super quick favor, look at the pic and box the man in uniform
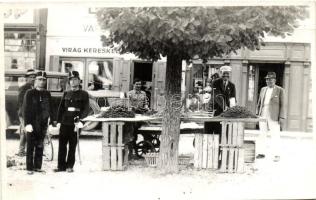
[54,71,90,173]
[256,72,285,162]
[23,71,56,175]
[16,69,36,157]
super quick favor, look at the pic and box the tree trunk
[157,54,182,173]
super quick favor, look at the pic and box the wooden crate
[179,155,193,165]
[102,122,127,170]
[219,122,245,173]
[102,145,127,170]
[194,134,219,169]
[244,141,255,163]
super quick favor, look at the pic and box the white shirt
[264,87,274,106]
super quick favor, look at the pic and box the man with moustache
[54,71,90,173]
[23,71,56,175]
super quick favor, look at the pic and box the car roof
[5,69,68,78]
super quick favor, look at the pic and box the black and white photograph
[0,1,315,200]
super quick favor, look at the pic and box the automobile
[5,69,123,133]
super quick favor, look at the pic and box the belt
[67,107,80,112]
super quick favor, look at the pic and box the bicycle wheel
[44,136,54,161]
[136,141,156,158]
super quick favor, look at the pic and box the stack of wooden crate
[102,122,127,170]
[219,121,245,173]
[194,134,220,169]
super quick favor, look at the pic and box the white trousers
[257,105,281,157]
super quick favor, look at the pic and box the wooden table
[84,115,266,172]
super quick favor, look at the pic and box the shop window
[248,65,255,101]
[4,31,38,69]
[87,60,113,91]
[61,61,85,78]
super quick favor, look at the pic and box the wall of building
[191,42,311,132]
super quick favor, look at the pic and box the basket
[143,153,193,167]
[143,153,159,167]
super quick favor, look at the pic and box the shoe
[27,171,34,175]
[53,168,66,172]
[34,169,46,173]
[66,168,74,173]
[273,156,280,162]
[256,154,265,159]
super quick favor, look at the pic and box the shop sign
[61,47,119,54]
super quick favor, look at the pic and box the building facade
[43,8,313,132]
[4,8,47,70]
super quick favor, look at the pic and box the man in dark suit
[256,72,285,162]
[16,69,36,157]
[54,71,90,173]
[212,66,236,116]
[204,66,236,134]
[23,71,56,174]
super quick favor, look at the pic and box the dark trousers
[57,124,77,170]
[26,133,44,171]
[204,122,222,135]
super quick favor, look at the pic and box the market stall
[83,102,266,173]
[84,114,160,171]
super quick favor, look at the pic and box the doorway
[246,62,285,129]
[257,63,284,95]
[132,61,153,107]
[133,62,153,82]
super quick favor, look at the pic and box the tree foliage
[96,6,308,61]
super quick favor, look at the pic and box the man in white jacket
[256,72,285,162]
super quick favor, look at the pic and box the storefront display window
[248,65,255,101]
[4,32,38,69]
[87,60,113,91]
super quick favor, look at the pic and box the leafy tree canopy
[96,6,308,62]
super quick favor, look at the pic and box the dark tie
[224,81,227,90]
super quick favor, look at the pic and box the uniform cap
[25,69,36,77]
[68,71,80,80]
[35,71,47,79]
[219,65,232,73]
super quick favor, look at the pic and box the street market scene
[2,4,316,200]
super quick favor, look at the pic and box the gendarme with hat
[265,72,276,79]
[68,71,80,80]
[25,69,36,77]
[35,71,47,79]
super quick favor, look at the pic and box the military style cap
[265,72,276,79]
[68,71,80,80]
[35,71,47,79]
[219,65,232,73]
[25,69,36,77]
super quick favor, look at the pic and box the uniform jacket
[212,78,236,116]
[256,85,285,121]
[17,82,33,117]
[57,89,90,125]
[23,88,54,136]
